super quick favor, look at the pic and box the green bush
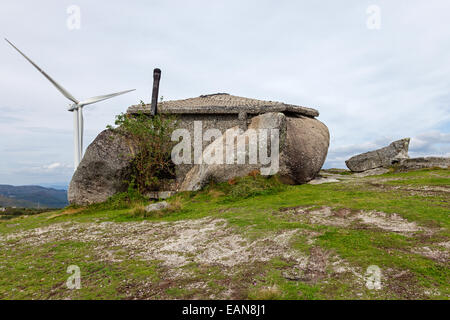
[107,102,177,193]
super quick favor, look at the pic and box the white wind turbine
[5,38,135,170]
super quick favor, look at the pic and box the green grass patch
[1,168,448,299]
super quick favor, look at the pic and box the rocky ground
[0,168,448,299]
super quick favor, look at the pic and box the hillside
[0,185,68,208]
[0,168,448,300]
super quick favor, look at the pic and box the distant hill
[0,185,68,208]
[38,183,68,190]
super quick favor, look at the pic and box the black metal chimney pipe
[151,68,161,116]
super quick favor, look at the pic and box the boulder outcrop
[396,157,450,171]
[345,138,410,172]
[68,130,137,205]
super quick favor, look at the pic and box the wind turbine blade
[79,89,135,106]
[5,38,79,104]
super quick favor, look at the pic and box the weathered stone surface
[308,176,340,185]
[144,191,177,200]
[396,157,450,171]
[145,201,169,212]
[353,167,390,177]
[128,93,320,117]
[179,112,330,191]
[345,138,410,172]
[171,113,245,183]
[68,130,136,205]
[282,114,330,184]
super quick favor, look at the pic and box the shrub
[107,101,177,193]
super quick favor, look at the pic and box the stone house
[69,93,330,204]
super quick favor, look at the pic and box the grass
[0,240,161,299]
[0,168,448,300]
[0,207,49,220]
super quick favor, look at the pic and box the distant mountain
[37,183,69,191]
[0,185,68,208]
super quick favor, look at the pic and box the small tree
[108,101,177,193]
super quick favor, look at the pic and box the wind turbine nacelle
[68,104,79,111]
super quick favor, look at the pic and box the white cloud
[42,162,72,170]
[409,132,450,157]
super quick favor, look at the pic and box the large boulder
[68,129,137,205]
[396,157,450,171]
[283,114,330,184]
[345,138,410,172]
[180,112,329,191]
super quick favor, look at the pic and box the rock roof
[127,93,319,117]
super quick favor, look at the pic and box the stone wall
[172,113,243,183]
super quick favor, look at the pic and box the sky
[0,0,449,187]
